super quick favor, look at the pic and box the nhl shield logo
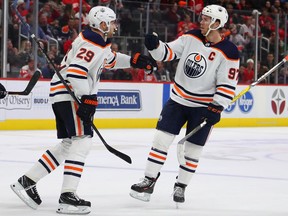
[183,53,207,78]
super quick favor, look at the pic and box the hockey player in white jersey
[10,6,156,215]
[130,5,240,204]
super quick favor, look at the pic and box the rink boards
[0,79,287,129]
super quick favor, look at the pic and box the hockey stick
[178,120,207,145]
[177,54,288,164]
[232,55,288,103]
[0,70,41,97]
[177,120,207,165]
[11,2,132,164]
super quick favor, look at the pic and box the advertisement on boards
[0,80,287,128]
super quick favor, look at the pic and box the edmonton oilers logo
[271,89,286,115]
[238,91,253,113]
[183,53,207,78]
[224,102,236,113]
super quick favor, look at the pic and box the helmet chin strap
[98,24,110,41]
[95,21,117,42]
[204,21,221,37]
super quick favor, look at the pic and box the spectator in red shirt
[259,8,274,28]
[19,57,43,79]
[62,0,91,14]
[187,0,204,15]
[63,28,78,54]
[241,58,254,84]
[38,2,61,25]
[177,13,198,37]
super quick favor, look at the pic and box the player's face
[199,14,211,35]
[107,20,118,38]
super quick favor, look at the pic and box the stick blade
[7,71,41,96]
[107,145,132,164]
[22,70,41,95]
[92,124,132,164]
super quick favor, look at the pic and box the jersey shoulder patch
[214,39,239,60]
[81,28,110,47]
[184,29,204,40]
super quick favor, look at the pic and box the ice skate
[56,192,91,215]
[173,182,186,208]
[130,173,160,202]
[10,175,42,210]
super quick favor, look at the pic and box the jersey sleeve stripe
[217,87,235,97]
[162,45,168,61]
[167,45,174,61]
[215,92,233,100]
[105,60,116,69]
[162,44,175,61]
[216,84,236,100]
[107,52,116,64]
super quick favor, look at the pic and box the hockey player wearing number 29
[10,6,156,215]
[130,5,240,204]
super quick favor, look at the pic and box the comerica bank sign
[97,90,141,111]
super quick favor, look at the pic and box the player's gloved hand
[76,95,98,124]
[203,103,224,126]
[0,83,7,99]
[130,53,157,75]
[145,32,159,50]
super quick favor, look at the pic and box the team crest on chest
[183,53,207,78]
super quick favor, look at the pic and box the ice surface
[0,127,288,216]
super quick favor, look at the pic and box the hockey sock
[61,136,92,193]
[61,159,85,193]
[145,130,175,178]
[177,156,199,185]
[145,147,167,178]
[177,142,203,185]
[25,139,71,182]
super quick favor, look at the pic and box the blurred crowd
[2,0,288,84]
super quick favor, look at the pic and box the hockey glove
[203,103,224,126]
[145,32,159,50]
[76,95,98,124]
[0,83,6,99]
[130,53,157,75]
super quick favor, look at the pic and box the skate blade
[10,182,39,210]
[56,203,91,215]
[129,190,151,202]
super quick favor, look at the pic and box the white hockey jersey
[149,29,240,109]
[49,28,131,104]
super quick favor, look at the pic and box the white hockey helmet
[88,6,116,32]
[201,5,228,28]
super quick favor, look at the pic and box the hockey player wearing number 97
[10,6,156,215]
[130,5,240,204]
